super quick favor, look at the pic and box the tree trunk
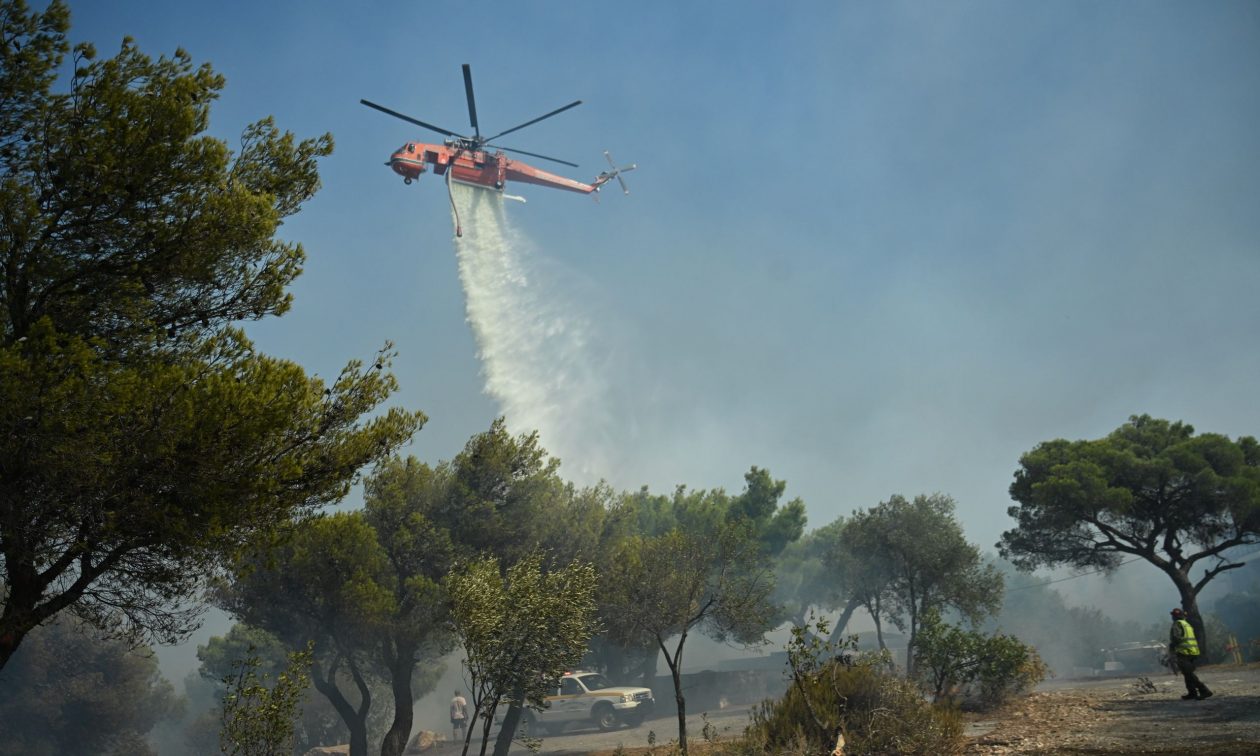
[0,582,33,671]
[469,701,496,756]
[906,603,919,677]
[872,594,887,652]
[0,627,20,671]
[380,645,416,756]
[1169,569,1208,652]
[0,559,76,672]
[311,656,370,756]
[660,633,689,756]
[491,690,525,756]
[826,596,863,643]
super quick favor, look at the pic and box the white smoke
[449,182,615,481]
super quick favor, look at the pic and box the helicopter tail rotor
[597,150,636,195]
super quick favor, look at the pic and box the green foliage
[1000,415,1260,647]
[826,512,897,645]
[0,0,422,668]
[771,519,849,630]
[227,512,396,643]
[222,512,400,756]
[447,551,599,755]
[724,467,807,556]
[1,0,332,348]
[361,457,456,756]
[539,481,629,568]
[193,624,350,754]
[912,610,1048,711]
[198,624,290,682]
[600,521,777,756]
[744,620,963,756]
[603,524,777,651]
[0,615,179,756]
[581,468,803,687]
[827,494,1004,673]
[439,418,562,562]
[219,642,314,756]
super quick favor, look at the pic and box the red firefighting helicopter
[362,65,635,235]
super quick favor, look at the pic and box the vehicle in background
[510,671,654,736]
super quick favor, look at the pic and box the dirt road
[441,665,1260,755]
[482,705,754,755]
[965,664,1260,755]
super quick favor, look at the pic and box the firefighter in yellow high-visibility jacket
[1169,608,1213,700]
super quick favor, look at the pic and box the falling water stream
[449,182,612,479]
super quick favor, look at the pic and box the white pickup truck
[518,671,655,735]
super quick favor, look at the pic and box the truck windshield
[578,673,612,691]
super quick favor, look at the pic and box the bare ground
[450,664,1260,755]
[964,663,1260,755]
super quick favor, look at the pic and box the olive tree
[447,552,599,756]
[855,494,1003,674]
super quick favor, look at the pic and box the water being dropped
[449,182,613,480]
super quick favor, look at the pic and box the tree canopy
[1,0,326,350]
[0,0,422,669]
[772,518,852,636]
[1000,415,1260,643]
[602,522,777,756]
[223,512,394,756]
[821,494,1002,673]
[447,552,599,756]
[437,418,562,562]
[362,457,456,756]
[0,615,179,756]
[196,625,342,752]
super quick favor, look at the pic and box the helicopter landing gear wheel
[403,177,412,185]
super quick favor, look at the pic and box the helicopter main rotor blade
[491,144,579,168]
[360,99,464,139]
[461,64,480,140]
[483,100,583,143]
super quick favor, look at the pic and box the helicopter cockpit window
[406,143,415,153]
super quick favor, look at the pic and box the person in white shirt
[450,691,469,741]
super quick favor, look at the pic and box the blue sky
[64,0,1260,559]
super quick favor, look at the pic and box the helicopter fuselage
[388,141,599,195]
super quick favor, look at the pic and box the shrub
[913,610,1048,711]
[740,619,963,755]
[219,642,313,756]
